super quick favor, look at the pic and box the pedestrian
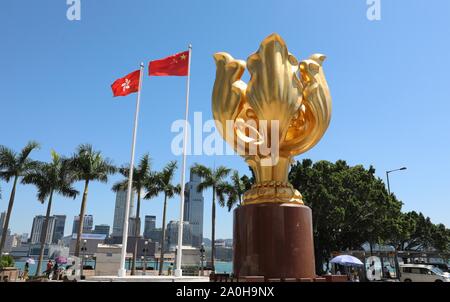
[168,263,173,276]
[383,266,390,279]
[53,262,59,280]
[352,268,359,281]
[23,262,30,280]
[46,260,53,278]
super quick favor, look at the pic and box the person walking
[23,262,30,280]
[53,262,59,280]
[45,260,53,278]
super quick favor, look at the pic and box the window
[410,268,421,274]
[402,267,412,273]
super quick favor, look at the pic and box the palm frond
[143,161,178,200]
[214,166,231,181]
[0,145,16,171]
[196,181,210,193]
[112,179,128,192]
[0,170,15,182]
[18,141,40,166]
[69,144,116,182]
[24,151,79,204]
[191,164,211,179]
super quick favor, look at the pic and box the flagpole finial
[140,62,145,68]
[189,44,192,49]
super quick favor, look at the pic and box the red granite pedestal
[233,203,315,279]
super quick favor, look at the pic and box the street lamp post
[200,245,205,276]
[385,166,407,281]
[80,239,87,278]
[386,167,407,195]
[142,240,148,275]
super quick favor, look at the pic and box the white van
[400,264,450,282]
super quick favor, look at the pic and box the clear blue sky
[1,0,450,240]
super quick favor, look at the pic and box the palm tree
[216,170,254,212]
[22,151,78,275]
[190,164,231,272]
[144,161,180,276]
[0,141,40,254]
[69,144,116,256]
[112,153,153,275]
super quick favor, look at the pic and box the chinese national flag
[149,51,189,76]
[111,69,141,97]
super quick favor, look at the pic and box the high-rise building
[93,224,110,236]
[21,233,29,243]
[30,215,56,244]
[52,215,66,243]
[148,228,162,244]
[166,220,192,252]
[143,215,156,239]
[128,217,138,237]
[72,215,93,235]
[4,233,21,253]
[183,170,204,247]
[112,190,135,237]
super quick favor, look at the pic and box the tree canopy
[289,159,450,273]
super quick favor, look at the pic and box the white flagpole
[118,62,144,277]
[174,45,192,277]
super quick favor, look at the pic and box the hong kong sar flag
[111,69,141,97]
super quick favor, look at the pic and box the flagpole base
[174,269,182,277]
[118,268,127,277]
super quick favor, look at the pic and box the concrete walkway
[86,275,209,282]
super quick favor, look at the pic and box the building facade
[183,170,204,247]
[166,220,193,252]
[30,215,56,244]
[68,233,106,256]
[3,232,21,253]
[112,190,135,237]
[128,217,138,237]
[93,224,110,236]
[147,228,162,244]
[72,214,93,235]
[143,215,156,239]
[52,215,66,243]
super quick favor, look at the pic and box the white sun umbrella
[26,258,35,264]
[330,255,364,266]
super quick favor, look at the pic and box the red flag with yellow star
[149,50,189,76]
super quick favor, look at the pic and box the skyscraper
[30,215,56,244]
[112,190,135,237]
[143,215,156,239]
[128,217,138,237]
[166,220,193,252]
[72,215,93,235]
[21,233,29,243]
[183,169,204,247]
[52,215,66,243]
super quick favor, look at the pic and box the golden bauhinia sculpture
[212,33,332,205]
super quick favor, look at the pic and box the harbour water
[14,260,233,275]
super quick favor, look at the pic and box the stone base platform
[234,202,316,279]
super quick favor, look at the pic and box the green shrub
[0,255,15,269]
